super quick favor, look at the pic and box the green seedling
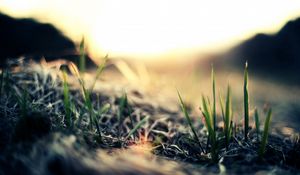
[254,108,260,139]
[220,85,233,150]
[178,91,205,153]
[244,62,249,141]
[67,40,108,142]
[118,93,128,123]
[62,70,72,128]
[79,37,86,73]
[212,65,217,131]
[259,108,272,157]
[201,95,217,160]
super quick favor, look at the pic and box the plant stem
[244,62,249,141]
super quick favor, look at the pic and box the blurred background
[0,0,300,134]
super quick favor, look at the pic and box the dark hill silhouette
[217,17,300,85]
[0,13,96,68]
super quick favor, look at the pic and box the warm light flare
[1,0,300,59]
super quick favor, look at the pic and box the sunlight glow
[1,0,300,59]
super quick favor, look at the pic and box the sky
[1,0,300,60]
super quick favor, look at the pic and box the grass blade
[219,91,225,123]
[254,108,260,139]
[79,37,86,73]
[211,65,216,131]
[201,96,215,141]
[178,91,204,153]
[224,85,232,149]
[118,93,128,123]
[98,103,111,116]
[62,70,72,128]
[125,116,149,141]
[89,55,108,92]
[200,95,217,159]
[244,62,249,140]
[259,108,272,157]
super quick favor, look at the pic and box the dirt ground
[0,60,300,175]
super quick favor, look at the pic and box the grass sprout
[118,93,128,123]
[65,41,108,142]
[220,85,233,150]
[79,37,86,73]
[259,108,272,157]
[62,69,72,128]
[177,91,205,153]
[200,95,217,160]
[254,108,260,139]
[178,63,274,161]
[244,62,249,141]
[212,65,217,131]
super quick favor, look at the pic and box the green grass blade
[90,55,108,92]
[219,91,225,123]
[92,113,102,143]
[178,91,204,153]
[118,93,128,123]
[200,97,217,160]
[125,116,149,141]
[254,108,260,138]
[259,108,272,157]
[98,103,111,116]
[84,91,94,129]
[225,85,232,149]
[201,96,216,146]
[244,62,249,140]
[62,70,71,128]
[201,96,211,123]
[225,85,231,129]
[20,86,29,117]
[79,37,86,73]
[211,65,216,131]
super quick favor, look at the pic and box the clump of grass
[259,108,272,157]
[178,62,274,161]
[63,41,108,142]
[244,62,249,141]
[177,91,205,153]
